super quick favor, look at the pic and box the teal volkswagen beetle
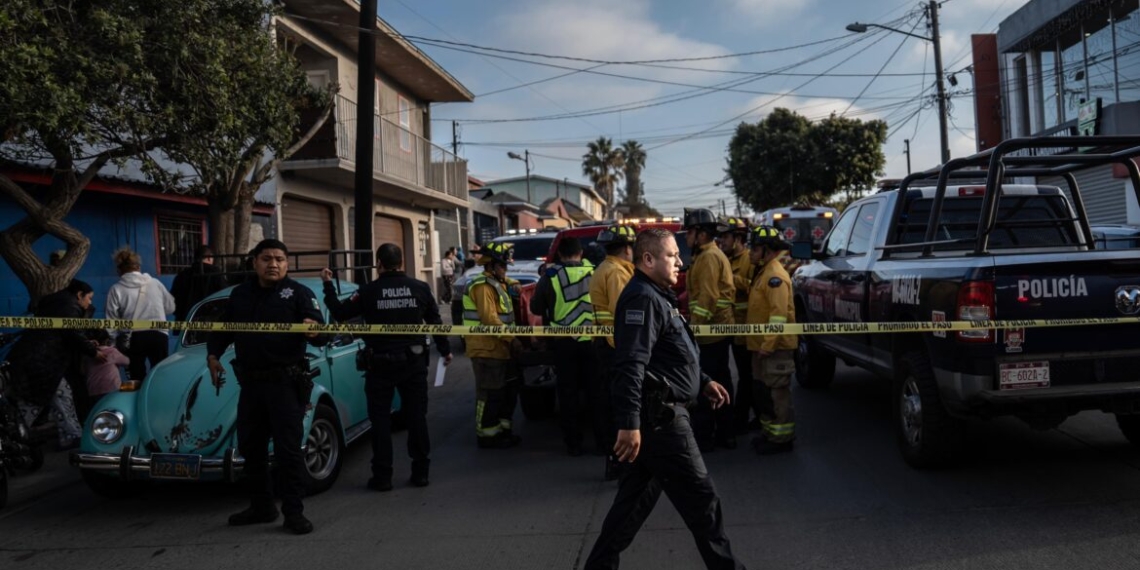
[71,278,391,497]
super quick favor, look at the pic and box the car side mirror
[790,242,816,260]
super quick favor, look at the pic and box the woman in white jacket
[106,247,176,381]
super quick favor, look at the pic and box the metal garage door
[281,196,334,271]
[374,214,410,269]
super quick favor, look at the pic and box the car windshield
[772,218,833,247]
[496,236,554,261]
[896,195,1079,249]
[182,298,229,347]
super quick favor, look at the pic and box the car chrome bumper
[70,445,245,482]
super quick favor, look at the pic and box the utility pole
[847,3,950,165]
[353,0,378,283]
[904,139,912,175]
[451,120,458,156]
[929,0,950,165]
[524,149,532,204]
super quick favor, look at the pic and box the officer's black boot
[283,513,313,535]
[367,467,394,492]
[228,502,279,526]
[410,461,430,487]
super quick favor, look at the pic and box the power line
[386,0,607,135]
[645,22,901,152]
[842,17,923,116]
[436,26,908,125]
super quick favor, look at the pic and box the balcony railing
[291,94,468,201]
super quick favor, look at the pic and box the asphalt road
[4,355,1140,570]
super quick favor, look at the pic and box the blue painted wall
[0,191,205,317]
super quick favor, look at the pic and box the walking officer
[206,239,327,535]
[746,225,798,455]
[683,208,737,451]
[462,241,524,449]
[589,223,638,479]
[530,237,600,457]
[320,243,453,492]
[585,228,746,570]
[717,217,759,434]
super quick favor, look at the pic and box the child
[85,330,129,407]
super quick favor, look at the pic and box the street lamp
[848,0,950,165]
[507,150,533,204]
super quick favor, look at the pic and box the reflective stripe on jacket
[686,240,735,344]
[746,257,798,353]
[589,255,635,348]
[552,264,594,341]
[463,272,515,359]
[728,248,753,345]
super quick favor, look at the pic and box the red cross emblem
[812,226,826,240]
[783,228,797,240]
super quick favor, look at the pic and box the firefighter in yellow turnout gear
[463,241,523,449]
[588,224,637,480]
[746,225,798,455]
[717,216,759,435]
[683,208,738,451]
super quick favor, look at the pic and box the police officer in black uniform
[207,239,327,535]
[320,243,452,492]
[585,228,747,570]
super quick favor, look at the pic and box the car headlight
[91,411,125,444]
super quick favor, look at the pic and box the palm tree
[582,136,624,218]
[620,140,647,207]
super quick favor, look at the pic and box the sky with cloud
[381,0,1023,216]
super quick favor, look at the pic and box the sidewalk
[5,445,80,509]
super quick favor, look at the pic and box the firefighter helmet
[720,216,751,236]
[749,225,791,250]
[479,241,515,266]
[596,224,637,246]
[683,208,728,234]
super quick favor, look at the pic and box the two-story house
[477,175,606,224]
[275,0,473,284]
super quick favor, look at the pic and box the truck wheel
[81,471,140,499]
[896,351,964,468]
[795,337,836,389]
[1115,414,1140,447]
[300,404,344,496]
[520,385,556,421]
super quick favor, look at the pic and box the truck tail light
[956,280,995,342]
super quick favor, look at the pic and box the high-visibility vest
[551,263,594,341]
[462,274,515,327]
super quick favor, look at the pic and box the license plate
[999,361,1051,390]
[150,453,202,480]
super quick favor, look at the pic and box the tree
[582,137,624,218]
[160,13,334,260]
[727,108,887,212]
[0,0,179,305]
[0,0,331,305]
[619,140,647,206]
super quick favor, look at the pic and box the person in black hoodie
[6,280,104,447]
[171,245,229,323]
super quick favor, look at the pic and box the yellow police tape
[2,316,1139,337]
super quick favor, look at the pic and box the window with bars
[157,216,204,274]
